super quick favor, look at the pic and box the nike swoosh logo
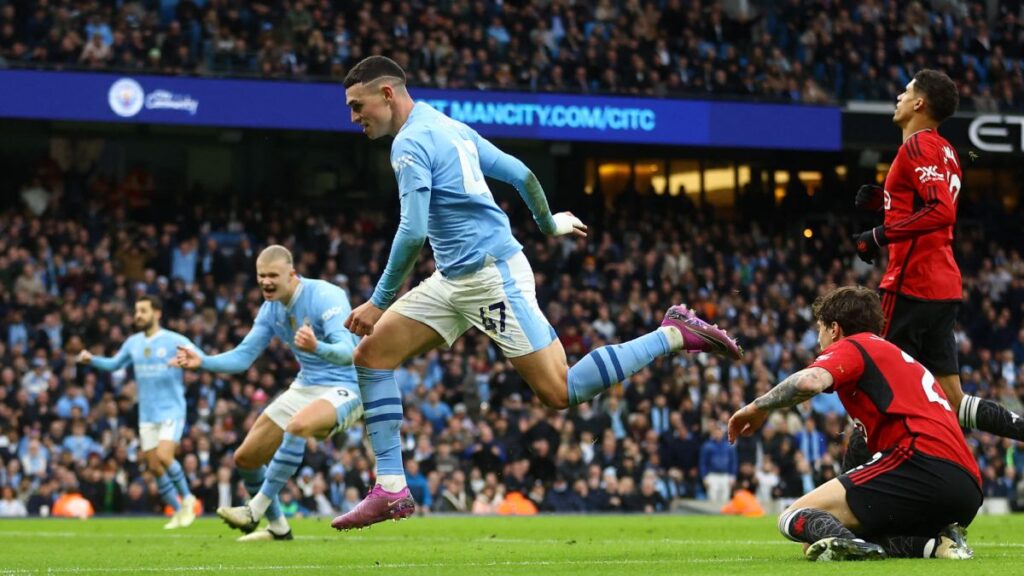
[387,499,406,507]
[692,331,728,352]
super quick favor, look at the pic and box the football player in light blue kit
[173,245,362,541]
[78,295,198,530]
[333,56,743,530]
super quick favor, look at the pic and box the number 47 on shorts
[479,302,506,333]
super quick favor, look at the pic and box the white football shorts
[139,418,186,451]
[264,384,363,436]
[390,250,555,358]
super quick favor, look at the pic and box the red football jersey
[811,332,980,485]
[879,129,962,301]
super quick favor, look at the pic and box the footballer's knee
[353,342,398,370]
[146,452,165,475]
[545,364,572,409]
[234,448,261,470]
[155,445,175,467]
[534,382,570,410]
[285,417,317,439]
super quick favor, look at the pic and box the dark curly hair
[811,286,885,336]
[913,69,959,123]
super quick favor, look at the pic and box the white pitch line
[0,531,790,546]
[0,558,758,575]
[9,530,1022,549]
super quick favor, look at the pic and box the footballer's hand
[853,226,887,264]
[551,212,588,238]
[728,404,769,444]
[345,302,385,337]
[77,350,93,364]
[171,346,202,369]
[294,324,318,353]
[855,184,885,211]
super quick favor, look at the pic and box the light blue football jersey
[392,103,523,274]
[201,278,359,390]
[90,329,193,423]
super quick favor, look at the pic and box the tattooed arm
[753,367,835,411]
[727,367,834,443]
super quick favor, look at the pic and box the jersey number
[451,138,491,197]
[479,302,506,333]
[901,351,951,411]
[948,173,961,204]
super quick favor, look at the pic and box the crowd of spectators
[1,148,1023,520]
[1,1,1023,110]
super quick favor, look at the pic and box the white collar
[285,280,305,312]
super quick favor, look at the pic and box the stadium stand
[0,1,1021,110]
[1,152,1022,517]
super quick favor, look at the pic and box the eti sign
[968,115,1024,153]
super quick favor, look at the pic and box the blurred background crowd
[1,150,1022,519]
[0,0,1022,110]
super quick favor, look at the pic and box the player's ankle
[249,493,272,518]
[658,325,684,352]
[377,475,407,492]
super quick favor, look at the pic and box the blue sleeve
[200,307,273,373]
[475,133,557,234]
[91,338,133,371]
[698,444,709,478]
[370,136,431,309]
[176,333,199,352]
[314,287,357,366]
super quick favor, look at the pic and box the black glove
[853,226,888,264]
[854,184,885,212]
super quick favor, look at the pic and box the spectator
[404,460,431,510]
[699,425,737,504]
[20,357,51,398]
[0,1,1019,110]
[0,485,27,517]
[543,475,586,512]
[55,386,90,419]
[0,153,1020,517]
[171,238,198,286]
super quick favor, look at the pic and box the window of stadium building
[595,161,632,201]
[963,166,1020,211]
[661,160,701,201]
[634,159,666,196]
[773,170,823,204]
[593,158,760,212]
[703,159,738,210]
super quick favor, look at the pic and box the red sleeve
[883,136,958,243]
[809,339,865,393]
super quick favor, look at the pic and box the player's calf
[779,507,858,545]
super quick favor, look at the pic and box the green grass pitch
[2,514,1023,575]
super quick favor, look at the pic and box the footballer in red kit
[729,286,980,562]
[853,69,1024,444]
[875,127,962,303]
[810,332,977,483]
